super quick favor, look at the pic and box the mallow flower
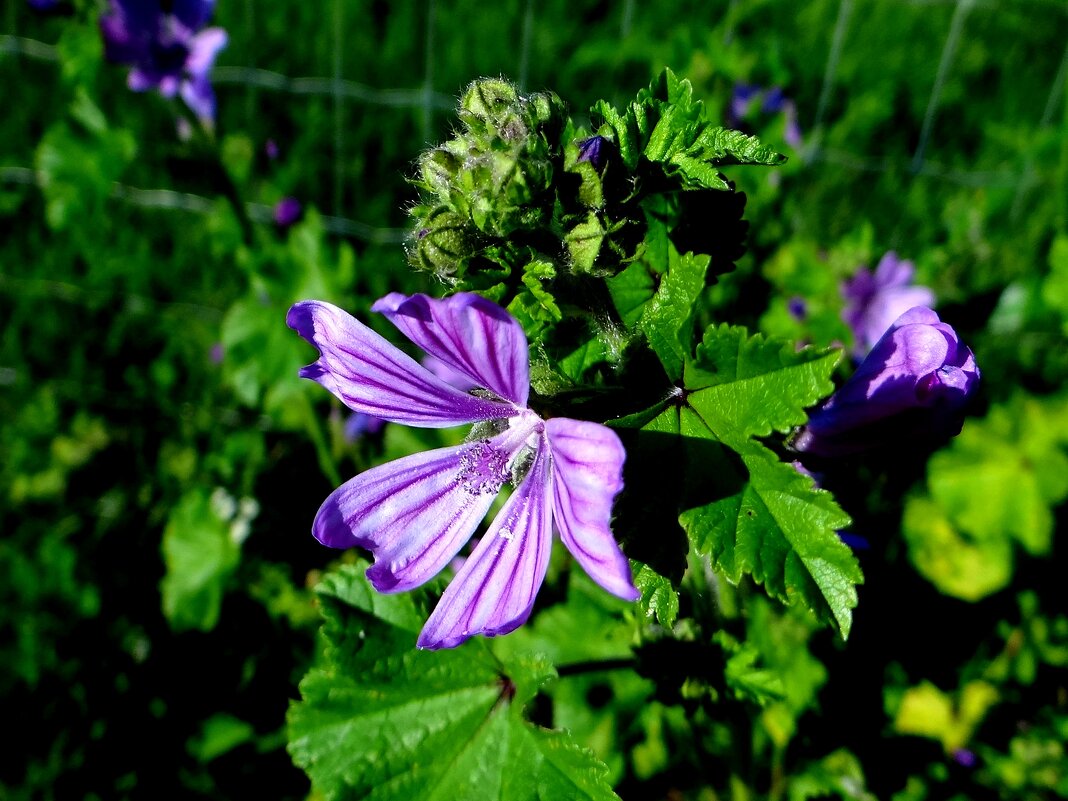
[792,307,979,457]
[100,0,227,123]
[842,252,935,358]
[288,292,638,649]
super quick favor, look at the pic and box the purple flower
[577,135,608,172]
[273,196,303,229]
[792,307,979,457]
[729,83,803,148]
[100,0,227,122]
[343,412,386,443]
[27,0,62,11]
[265,139,280,161]
[842,252,936,358]
[288,293,638,649]
[787,296,808,321]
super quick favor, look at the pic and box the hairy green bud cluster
[408,79,565,278]
[407,71,784,348]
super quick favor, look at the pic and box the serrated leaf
[680,443,860,636]
[631,562,679,628]
[685,324,842,449]
[288,565,620,801]
[640,251,709,381]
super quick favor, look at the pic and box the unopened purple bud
[577,136,608,172]
[788,296,808,321]
[792,307,979,458]
[273,196,302,229]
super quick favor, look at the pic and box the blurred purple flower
[792,307,979,457]
[952,749,977,768]
[787,296,808,321]
[273,196,302,228]
[343,412,386,443]
[288,292,638,649]
[27,0,62,11]
[100,0,227,122]
[209,342,224,364]
[730,83,803,148]
[842,252,936,358]
[265,139,279,160]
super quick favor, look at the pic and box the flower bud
[792,307,979,457]
[407,208,479,279]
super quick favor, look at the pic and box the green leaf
[680,444,860,637]
[904,392,1068,600]
[640,251,709,381]
[675,326,860,635]
[160,489,242,632]
[288,565,620,801]
[566,212,607,274]
[188,714,256,763]
[902,495,1014,602]
[685,324,842,448]
[631,562,680,628]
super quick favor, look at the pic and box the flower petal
[171,0,214,30]
[546,418,638,601]
[185,27,227,76]
[287,300,517,427]
[417,444,553,649]
[179,75,216,120]
[372,292,530,406]
[312,444,499,593]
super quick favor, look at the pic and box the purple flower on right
[792,307,979,458]
[842,252,936,358]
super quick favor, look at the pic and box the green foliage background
[1,0,1066,799]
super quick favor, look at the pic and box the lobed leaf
[288,565,621,801]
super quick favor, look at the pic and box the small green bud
[418,147,463,199]
[460,78,521,132]
[407,207,478,280]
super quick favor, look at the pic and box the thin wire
[1,167,408,244]
[1010,38,1068,219]
[210,67,455,109]
[243,0,256,122]
[421,0,437,145]
[808,0,853,162]
[0,34,57,60]
[518,0,534,90]
[1039,38,1068,128]
[620,0,635,39]
[911,0,975,173]
[332,0,344,216]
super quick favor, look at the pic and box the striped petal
[373,292,530,406]
[312,444,499,593]
[417,443,553,649]
[287,300,517,427]
[546,418,638,601]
